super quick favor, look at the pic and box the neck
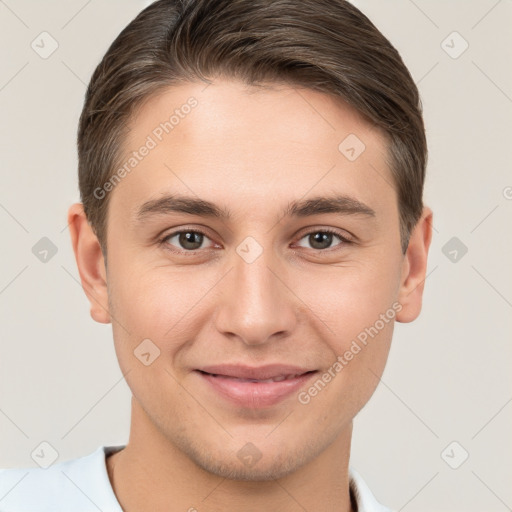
[107,397,355,512]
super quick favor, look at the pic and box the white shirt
[0,445,393,511]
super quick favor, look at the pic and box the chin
[195,451,304,482]
[177,433,316,482]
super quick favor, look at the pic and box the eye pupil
[309,232,333,250]
[179,231,203,250]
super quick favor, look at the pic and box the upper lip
[197,364,316,380]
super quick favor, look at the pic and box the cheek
[298,314,394,426]
[289,259,398,407]
[107,265,200,409]
[108,262,216,351]
[292,258,400,347]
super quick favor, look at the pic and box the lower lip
[195,370,318,408]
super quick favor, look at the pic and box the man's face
[103,79,407,479]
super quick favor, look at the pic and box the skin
[68,78,432,512]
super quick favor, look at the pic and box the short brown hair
[78,0,427,254]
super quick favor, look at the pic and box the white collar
[0,445,393,511]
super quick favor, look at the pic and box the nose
[213,244,297,346]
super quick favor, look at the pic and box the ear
[396,206,433,323]
[67,203,111,324]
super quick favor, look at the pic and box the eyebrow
[135,193,376,222]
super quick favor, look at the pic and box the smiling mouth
[195,369,319,408]
[197,370,317,383]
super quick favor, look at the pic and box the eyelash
[158,227,353,255]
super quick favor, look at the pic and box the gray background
[1,1,511,510]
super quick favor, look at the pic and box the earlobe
[67,203,111,324]
[396,206,433,323]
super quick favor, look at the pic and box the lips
[197,363,315,381]
[201,372,309,383]
[194,364,318,408]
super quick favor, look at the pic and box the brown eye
[309,232,334,250]
[163,230,212,251]
[296,230,350,251]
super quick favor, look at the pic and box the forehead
[127,78,385,151]
[110,79,395,222]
